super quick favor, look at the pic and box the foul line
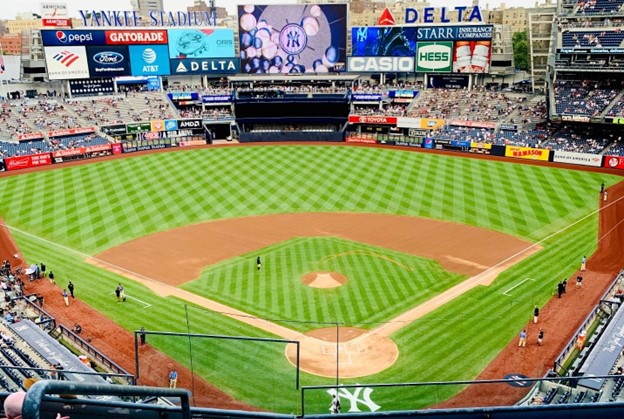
[321,250,413,272]
[502,278,535,297]
[107,292,151,309]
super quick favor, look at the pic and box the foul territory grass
[0,146,620,413]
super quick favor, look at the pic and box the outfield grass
[0,146,620,413]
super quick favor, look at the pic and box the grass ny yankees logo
[327,386,381,413]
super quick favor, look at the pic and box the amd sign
[347,57,415,73]
[177,119,202,129]
[416,42,453,72]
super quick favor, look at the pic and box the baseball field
[0,145,620,413]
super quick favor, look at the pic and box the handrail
[56,324,134,383]
[22,380,192,419]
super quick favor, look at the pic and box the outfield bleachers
[562,30,624,48]
[575,0,624,14]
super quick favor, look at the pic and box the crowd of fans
[554,79,622,116]
[178,106,233,119]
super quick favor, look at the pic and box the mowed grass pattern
[0,146,611,254]
[183,237,466,331]
[0,146,621,413]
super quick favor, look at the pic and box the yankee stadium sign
[78,10,217,27]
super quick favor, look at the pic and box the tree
[513,31,530,71]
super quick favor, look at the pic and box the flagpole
[0,41,6,101]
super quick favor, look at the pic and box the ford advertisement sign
[87,46,131,77]
[41,29,106,46]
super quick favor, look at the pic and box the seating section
[576,0,624,14]
[50,134,110,151]
[554,80,622,116]
[562,30,624,48]
[544,125,612,154]
[0,140,54,159]
[608,96,624,117]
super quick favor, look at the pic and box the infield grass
[0,146,620,413]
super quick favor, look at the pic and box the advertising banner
[41,2,68,18]
[562,115,590,122]
[168,28,235,59]
[105,30,168,45]
[427,74,469,89]
[112,143,123,155]
[168,92,199,101]
[52,144,112,158]
[346,135,377,144]
[388,90,417,100]
[177,119,203,129]
[170,58,239,75]
[41,29,106,46]
[605,117,624,124]
[44,46,90,80]
[348,115,398,125]
[4,153,52,171]
[416,41,453,73]
[453,41,491,73]
[237,4,347,74]
[140,132,163,141]
[470,142,492,149]
[553,151,602,167]
[397,117,445,130]
[48,127,95,137]
[505,146,550,161]
[126,122,151,133]
[86,46,131,78]
[102,124,126,135]
[352,93,383,102]
[417,25,493,41]
[558,48,624,55]
[449,120,496,129]
[351,26,417,56]
[41,2,69,27]
[42,18,71,27]
[347,56,415,73]
[604,156,624,170]
[151,120,165,132]
[17,133,44,141]
[202,95,232,103]
[164,120,179,131]
[128,45,170,76]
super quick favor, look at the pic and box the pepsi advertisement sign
[86,46,131,78]
[128,45,170,76]
[41,29,106,46]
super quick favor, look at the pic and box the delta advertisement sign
[404,5,484,24]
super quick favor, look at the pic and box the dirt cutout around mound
[285,327,399,378]
[90,212,539,378]
[302,272,348,288]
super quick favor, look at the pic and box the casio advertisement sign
[177,119,202,129]
[347,56,415,73]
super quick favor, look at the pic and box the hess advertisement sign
[416,42,452,72]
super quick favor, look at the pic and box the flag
[0,42,4,74]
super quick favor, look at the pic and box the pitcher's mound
[302,272,348,288]
[285,327,399,378]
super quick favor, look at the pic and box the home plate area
[321,341,365,364]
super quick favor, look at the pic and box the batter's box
[321,342,364,355]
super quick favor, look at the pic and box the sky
[1,0,536,20]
